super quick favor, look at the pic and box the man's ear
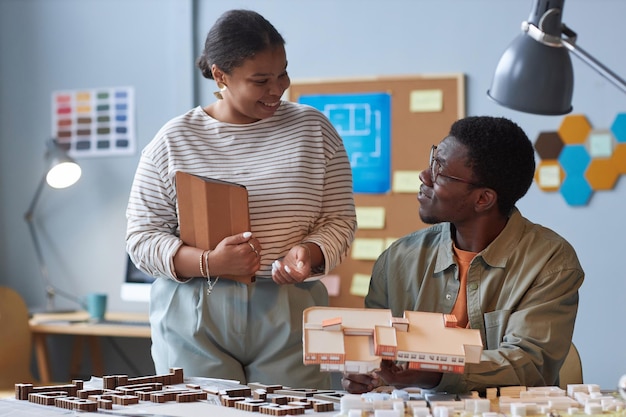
[475,188,498,213]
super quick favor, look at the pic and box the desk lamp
[24,139,82,313]
[487,0,626,115]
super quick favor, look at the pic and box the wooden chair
[0,286,36,397]
[559,343,583,389]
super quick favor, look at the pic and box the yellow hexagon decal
[559,114,592,145]
[610,143,626,175]
[586,158,619,190]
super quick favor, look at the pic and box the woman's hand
[271,244,311,284]
[211,231,261,278]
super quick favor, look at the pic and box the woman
[126,9,356,389]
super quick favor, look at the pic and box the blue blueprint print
[299,92,391,193]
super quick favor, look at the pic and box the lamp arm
[24,174,56,310]
[24,172,47,222]
[525,19,626,95]
[560,33,626,95]
[24,173,82,311]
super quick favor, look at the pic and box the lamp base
[29,305,79,316]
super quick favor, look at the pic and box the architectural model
[9,368,626,417]
[335,384,626,417]
[12,368,337,415]
[303,307,483,374]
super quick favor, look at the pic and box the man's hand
[341,371,381,394]
[376,360,443,390]
[341,360,443,393]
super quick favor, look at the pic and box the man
[342,116,584,394]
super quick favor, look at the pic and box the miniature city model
[13,368,337,415]
[303,307,483,374]
[10,368,626,417]
[336,384,626,417]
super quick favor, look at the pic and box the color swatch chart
[51,86,136,157]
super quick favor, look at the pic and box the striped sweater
[126,101,356,280]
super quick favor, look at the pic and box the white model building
[303,307,483,374]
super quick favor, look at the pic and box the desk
[29,311,150,384]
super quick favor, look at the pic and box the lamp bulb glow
[46,162,82,189]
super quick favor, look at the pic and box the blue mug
[83,292,107,322]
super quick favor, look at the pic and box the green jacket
[366,208,584,393]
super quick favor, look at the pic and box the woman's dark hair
[450,116,536,216]
[197,9,285,80]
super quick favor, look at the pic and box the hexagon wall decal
[611,113,626,143]
[558,114,591,144]
[611,143,626,174]
[533,113,626,206]
[560,174,593,206]
[535,131,564,159]
[586,158,619,190]
[558,144,590,176]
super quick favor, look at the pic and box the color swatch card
[51,86,136,157]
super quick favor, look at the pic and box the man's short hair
[449,116,535,216]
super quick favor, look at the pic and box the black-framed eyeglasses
[429,145,481,186]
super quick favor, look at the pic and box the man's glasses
[429,145,481,186]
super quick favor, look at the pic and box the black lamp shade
[488,31,574,115]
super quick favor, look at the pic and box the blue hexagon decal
[558,145,590,176]
[560,173,593,206]
[611,113,626,143]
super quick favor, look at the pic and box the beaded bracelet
[199,250,208,278]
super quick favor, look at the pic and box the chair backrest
[0,286,35,389]
[559,343,583,389]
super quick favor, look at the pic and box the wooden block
[312,400,335,412]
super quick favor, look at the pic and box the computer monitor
[120,255,155,302]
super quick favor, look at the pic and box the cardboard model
[303,307,483,374]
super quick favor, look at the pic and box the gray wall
[1,0,624,389]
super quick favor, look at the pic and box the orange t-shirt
[450,245,476,328]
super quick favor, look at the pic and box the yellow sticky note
[350,273,371,297]
[588,131,613,157]
[351,238,385,260]
[538,165,561,188]
[355,207,385,230]
[393,171,422,193]
[410,89,443,112]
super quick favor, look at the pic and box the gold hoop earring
[213,82,227,100]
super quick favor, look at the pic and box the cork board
[288,74,465,308]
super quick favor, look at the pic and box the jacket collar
[435,207,524,272]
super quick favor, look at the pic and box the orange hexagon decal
[559,114,592,145]
[610,143,626,174]
[586,158,619,190]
